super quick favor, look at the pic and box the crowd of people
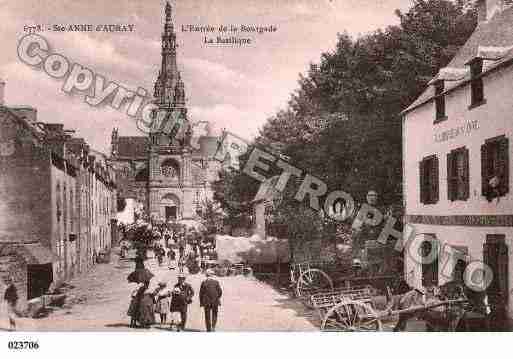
[123,221,223,332]
[127,269,222,332]
[120,221,217,274]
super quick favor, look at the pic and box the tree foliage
[259,0,477,205]
[214,0,478,243]
[211,150,261,228]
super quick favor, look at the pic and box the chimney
[0,78,5,106]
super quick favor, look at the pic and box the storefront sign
[405,214,513,227]
[434,119,479,143]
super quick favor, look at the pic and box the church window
[161,159,179,179]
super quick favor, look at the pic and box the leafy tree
[211,150,261,229]
[258,0,477,207]
[214,0,478,248]
[198,199,225,233]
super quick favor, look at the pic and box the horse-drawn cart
[305,280,491,332]
[316,295,470,331]
[290,240,490,331]
[291,252,401,309]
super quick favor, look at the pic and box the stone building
[0,83,116,310]
[111,2,220,222]
[402,0,513,326]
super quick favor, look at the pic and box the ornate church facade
[111,2,220,221]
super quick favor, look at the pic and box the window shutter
[432,240,439,285]
[463,147,470,200]
[419,160,426,204]
[498,240,509,297]
[431,156,439,203]
[498,137,509,196]
[481,143,489,196]
[447,152,455,201]
[483,240,493,294]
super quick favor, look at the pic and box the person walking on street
[138,281,156,329]
[178,230,186,259]
[3,277,19,331]
[127,282,145,328]
[172,274,194,330]
[167,247,176,269]
[155,245,165,267]
[199,269,223,332]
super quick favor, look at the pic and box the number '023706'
[7,341,39,350]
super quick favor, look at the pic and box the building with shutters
[402,0,513,325]
[110,2,221,222]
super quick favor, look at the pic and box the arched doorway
[161,193,180,221]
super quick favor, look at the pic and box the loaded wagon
[311,282,490,332]
[290,241,491,331]
[291,239,403,306]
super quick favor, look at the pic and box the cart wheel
[295,269,333,304]
[321,299,382,332]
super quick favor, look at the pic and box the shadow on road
[272,297,321,328]
[105,323,132,328]
[103,323,204,332]
[251,277,321,329]
[154,326,203,332]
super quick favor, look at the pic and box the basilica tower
[153,2,188,118]
[148,1,195,221]
[111,2,218,224]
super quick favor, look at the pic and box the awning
[18,243,59,264]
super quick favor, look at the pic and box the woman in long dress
[127,282,147,328]
[138,285,156,329]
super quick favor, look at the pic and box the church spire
[155,1,178,106]
[164,1,174,36]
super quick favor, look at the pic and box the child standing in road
[155,281,171,325]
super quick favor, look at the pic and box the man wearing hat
[199,269,223,332]
[173,274,194,330]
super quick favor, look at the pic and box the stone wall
[0,113,52,244]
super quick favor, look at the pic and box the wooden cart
[315,296,468,332]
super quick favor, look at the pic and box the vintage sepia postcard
[1,1,512,353]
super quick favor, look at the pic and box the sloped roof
[116,136,149,158]
[0,106,44,141]
[404,6,513,114]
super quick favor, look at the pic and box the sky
[0,0,414,153]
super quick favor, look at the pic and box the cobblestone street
[13,252,317,332]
